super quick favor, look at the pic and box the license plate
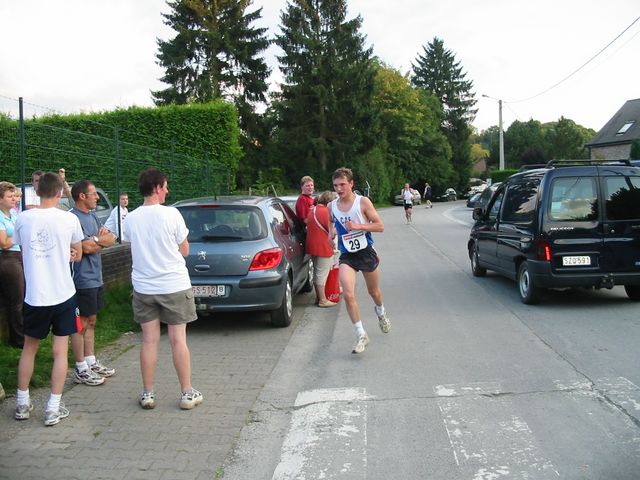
[562,255,591,266]
[192,285,226,297]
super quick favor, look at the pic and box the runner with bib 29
[328,167,391,355]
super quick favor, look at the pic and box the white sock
[85,355,96,366]
[352,321,365,336]
[76,361,89,372]
[375,304,386,316]
[17,388,29,406]
[46,393,62,412]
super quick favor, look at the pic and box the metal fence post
[19,97,26,211]
[114,127,121,241]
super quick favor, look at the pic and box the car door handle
[195,265,211,271]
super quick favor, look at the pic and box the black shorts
[339,246,380,273]
[76,286,105,317]
[403,202,413,210]
[23,295,79,339]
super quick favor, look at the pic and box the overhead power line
[507,15,640,104]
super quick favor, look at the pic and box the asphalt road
[222,200,640,480]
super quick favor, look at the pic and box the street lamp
[482,94,505,171]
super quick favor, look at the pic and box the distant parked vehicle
[174,196,313,327]
[438,188,457,202]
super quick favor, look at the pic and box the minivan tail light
[535,239,552,262]
[249,247,283,271]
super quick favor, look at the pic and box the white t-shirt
[123,204,191,294]
[23,185,40,207]
[104,205,128,237]
[14,207,84,306]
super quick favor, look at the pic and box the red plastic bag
[325,263,340,303]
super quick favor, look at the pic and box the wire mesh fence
[0,96,230,209]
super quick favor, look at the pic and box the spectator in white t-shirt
[23,171,43,210]
[13,172,84,426]
[122,168,202,411]
[104,192,129,239]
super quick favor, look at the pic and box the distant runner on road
[329,167,391,354]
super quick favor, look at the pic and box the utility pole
[482,94,505,170]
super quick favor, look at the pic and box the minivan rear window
[178,205,266,241]
[549,177,597,221]
[604,176,640,220]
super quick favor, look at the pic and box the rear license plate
[192,285,226,297]
[562,255,591,266]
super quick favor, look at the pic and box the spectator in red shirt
[305,191,337,307]
[295,175,315,223]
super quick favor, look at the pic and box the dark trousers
[0,250,25,347]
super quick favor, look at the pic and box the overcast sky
[1,0,638,133]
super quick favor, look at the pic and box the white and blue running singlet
[329,195,374,254]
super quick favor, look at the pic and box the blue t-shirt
[0,209,20,252]
[70,208,103,288]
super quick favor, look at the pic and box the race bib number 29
[341,230,367,253]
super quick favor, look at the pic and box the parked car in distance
[56,185,114,225]
[470,182,501,210]
[437,188,457,202]
[468,160,640,304]
[174,196,313,327]
[466,191,483,208]
[393,189,421,205]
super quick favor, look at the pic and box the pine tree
[274,0,377,181]
[153,0,270,112]
[412,37,477,188]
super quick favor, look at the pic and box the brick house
[587,98,640,160]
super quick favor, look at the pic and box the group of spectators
[1,167,202,426]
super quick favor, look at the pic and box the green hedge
[488,169,520,184]
[0,102,241,204]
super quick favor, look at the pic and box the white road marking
[443,206,474,227]
[272,388,369,480]
[435,382,560,479]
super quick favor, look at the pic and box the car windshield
[178,205,266,242]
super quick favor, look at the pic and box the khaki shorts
[312,255,334,285]
[133,288,197,325]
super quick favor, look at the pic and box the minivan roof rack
[518,164,547,171]
[546,159,633,167]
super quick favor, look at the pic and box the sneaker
[376,309,391,333]
[15,400,34,420]
[139,392,155,409]
[44,403,69,426]
[74,368,105,386]
[90,360,116,377]
[318,299,337,308]
[180,389,203,410]
[352,333,369,354]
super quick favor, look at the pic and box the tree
[153,0,270,111]
[411,37,477,189]
[371,65,452,198]
[544,117,594,160]
[274,0,377,183]
[504,119,546,167]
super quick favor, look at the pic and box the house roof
[586,98,640,147]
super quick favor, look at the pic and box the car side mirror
[472,207,483,221]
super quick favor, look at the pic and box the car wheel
[624,285,640,301]
[301,258,314,293]
[470,244,486,277]
[517,261,540,304]
[271,276,293,327]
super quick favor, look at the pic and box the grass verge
[0,282,138,394]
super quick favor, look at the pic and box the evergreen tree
[153,0,270,112]
[274,0,377,182]
[412,37,477,189]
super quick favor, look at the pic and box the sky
[0,0,638,133]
